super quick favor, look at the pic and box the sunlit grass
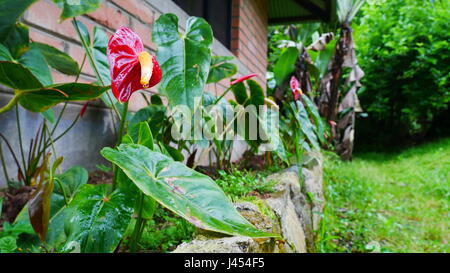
[317,138,450,253]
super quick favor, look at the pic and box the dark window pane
[173,0,232,48]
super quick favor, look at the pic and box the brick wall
[231,0,268,88]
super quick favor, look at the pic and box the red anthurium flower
[107,27,162,103]
[230,73,258,85]
[290,76,303,101]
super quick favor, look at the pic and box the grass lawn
[317,138,450,253]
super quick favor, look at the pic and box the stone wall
[173,152,324,253]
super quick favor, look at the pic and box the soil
[88,170,113,185]
[0,186,34,226]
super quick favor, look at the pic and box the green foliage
[51,184,134,253]
[52,0,102,21]
[17,83,109,112]
[139,207,195,252]
[355,0,450,145]
[318,138,450,253]
[0,0,37,41]
[0,236,17,253]
[273,47,299,86]
[32,42,79,75]
[207,56,237,84]
[153,13,213,110]
[102,144,275,238]
[215,169,277,202]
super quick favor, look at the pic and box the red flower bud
[80,102,89,118]
[290,76,302,101]
[107,27,162,103]
[230,73,258,85]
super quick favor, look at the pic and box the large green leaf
[0,0,37,41]
[302,94,326,145]
[259,108,288,163]
[3,23,30,59]
[274,47,299,85]
[0,44,13,61]
[18,46,53,86]
[309,38,337,78]
[101,144,276,238]
[247,79,265,107]
[153,14,213,110]
[0,61,42,90]
[207,56,237,84]
[17,83,109,112]
[231,80,248,105]
[32,42,79,75]
[129,104,166,137]
[48,184,135,253]
[294,101,320,150]
[52,0,103,21]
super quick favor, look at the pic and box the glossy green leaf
[0,61,42,90]
[150,95,163,105]
[274,47,298,85]
[294,101,320,150]
[164,144,185,162]
[54,166,88,198]
[50,184,135,253]
[247,79,265,106]
[0,0,37,41]
[302,94,326,144]
[3,23,29,59]
[53,0,102,21]
[207,56,237,84]
[18,46,53,86]
[231,81,248,105]
[153,14,213,110]
[0,237,17,253]
[18,83,109,112]
[0,44,13,61]
[311,38,337,78]
[32,42,79,75]
[129,105,166,136]
[129,122,154,150]
[259,108,288,163]
[101,144,276,238]
[92,26,111,83]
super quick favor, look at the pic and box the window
[173,0,232,49]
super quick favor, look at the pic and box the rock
[266,170,308,253]
[172,236,260,253]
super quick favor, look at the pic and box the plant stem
[15,104,27,177]
[130,192,145,253]
[212,87,232,105]
[112,101,129,190]
[0,142,9,183]
[0,93,21,115]
[0,133,25,182]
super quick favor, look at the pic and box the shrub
[355,0,450,146]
